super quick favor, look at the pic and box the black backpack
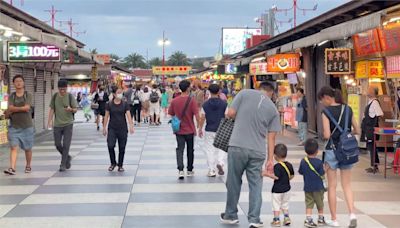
[324,105,359,165]
[150,90,159,103]
[52,93,76,120]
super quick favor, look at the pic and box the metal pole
[294,0,297,28]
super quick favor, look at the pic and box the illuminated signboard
[152,66,192,75]
[355,60,384,79]
[8,42,61,62]
[267,54,300,73]
[222,28,262,55]
[225,64,237,74]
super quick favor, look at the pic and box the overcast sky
[19,0,349,59]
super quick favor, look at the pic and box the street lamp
[158,31,170,85]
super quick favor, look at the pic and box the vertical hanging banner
[386,55,400,78]
[325,48,352,75]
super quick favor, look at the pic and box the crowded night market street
[1,0,400,228]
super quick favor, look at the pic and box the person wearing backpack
[47,80,78,172]
[4,75,34,175]
[131,85,143,126]
[318,86,360,228]
[149,84,161,126]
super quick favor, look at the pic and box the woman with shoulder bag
[318,86,360,228]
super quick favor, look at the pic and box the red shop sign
[352,29,381,57]
[378,23,400,53]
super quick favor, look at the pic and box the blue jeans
[298,122,307,142]
[224,146,265,223]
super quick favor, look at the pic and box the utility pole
[44,5,62,29]
[59,19,86,64]
[59,18,86,37]
[9,0,24,6]
[272,0,317,28]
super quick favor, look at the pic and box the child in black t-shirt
[298,139,326,228]
[270,144,295,227]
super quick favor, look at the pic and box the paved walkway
[0,112,399,227]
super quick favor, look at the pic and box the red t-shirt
[168,95,199,135]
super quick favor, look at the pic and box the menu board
[325,48,352,75]
[353,29,381,57]
[378,23,400,53]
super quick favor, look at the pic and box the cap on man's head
[58,80,68,88]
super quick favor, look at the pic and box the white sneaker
[326,220,340,227]
[187,171,195,177]
[178,171,185,180]
[207,170,217,177]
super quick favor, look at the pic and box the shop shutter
[22,68,35,97]
[34,70,45,132]
[44,71,52,126]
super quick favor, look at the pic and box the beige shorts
[272,192,290,212]
[149,103,161,115]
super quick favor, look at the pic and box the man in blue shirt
[198,84,227,177]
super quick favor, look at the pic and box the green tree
[90,48,98,55]
[167,51,191,66]
[123,53,147,69]
[110,54,121,63]
[148,57,163,67]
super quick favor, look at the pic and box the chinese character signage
[353,29,381,57]
[152,66,192,76]
[250,62,269,75]
[8,42,61,62]
[378,23,400,53]
[267,54,300,73]
[355,60,384,79]
[325,48,351,75]
[386,55,400,78]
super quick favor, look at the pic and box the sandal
[25,167,32,173]
[4,168,16,175]
[118,167,125,172]
[108,165,116,172]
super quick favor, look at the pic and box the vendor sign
[8,42,61,62]
[267,54,300,73]
[353,29,381,57]
[355,60,384,78]
[378,22,400,53]
[325,48,351,75]
[94,54,111,64]
[152,66,192,75]
[250,62,269,75]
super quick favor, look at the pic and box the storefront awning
[0,12,79,51]
[319,10,383,41]
[275,10,384,53]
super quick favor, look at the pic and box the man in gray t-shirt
[221,82,281,226]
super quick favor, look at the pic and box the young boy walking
[270,144,294,227]
[198,84,227,177]
[298,138,326,227]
